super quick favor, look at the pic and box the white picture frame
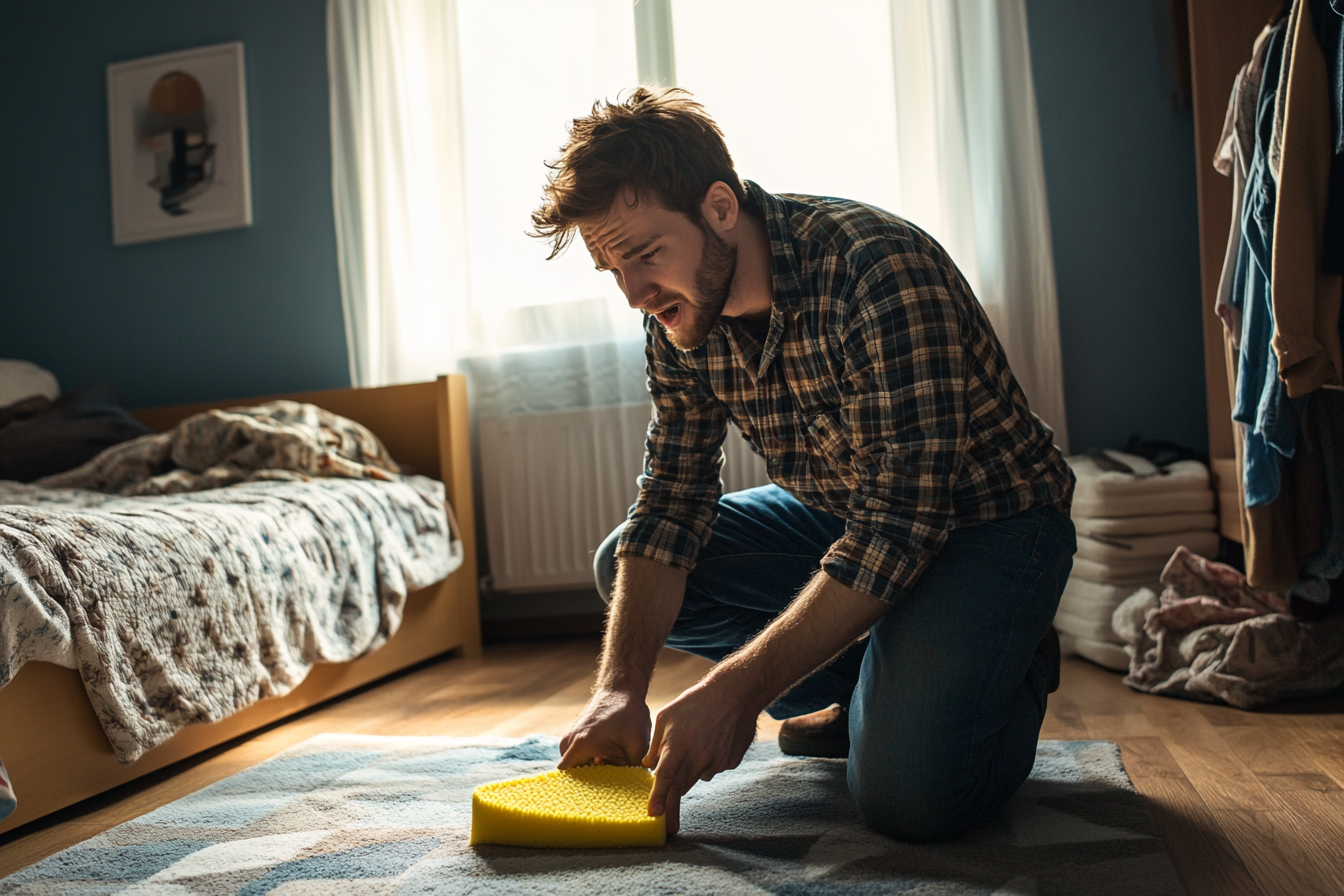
[107,41,252,246]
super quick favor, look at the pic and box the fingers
[642,713,666,770]
[664,786,682,835]
[556,738,596,770]
[648,752,679,825]
[650,753,693,835]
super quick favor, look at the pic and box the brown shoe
[778,703,850,758]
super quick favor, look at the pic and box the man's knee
[846,756,974,843]
[593,524,622,606]
[846,728,997,843]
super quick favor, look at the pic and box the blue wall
[1025,0,1209,453]
[0,0,350,408]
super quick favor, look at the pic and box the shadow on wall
[1025,0,1207,453]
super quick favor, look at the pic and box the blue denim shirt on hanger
[1232,19,1303,507]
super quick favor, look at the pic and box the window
[454,0,903,324]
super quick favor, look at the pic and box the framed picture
[106,41,252,246]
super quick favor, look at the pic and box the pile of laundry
[1115,547,1344,707]
[1055,450,1219,670]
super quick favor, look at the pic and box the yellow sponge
[470,765,666,848]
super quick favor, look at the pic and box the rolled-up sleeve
[615,317,728,571]
[819,256,971,602]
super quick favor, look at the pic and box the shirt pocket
[806,411,858,491]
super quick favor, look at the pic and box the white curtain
[890,0,1070,451]
[329,0,645,393]
[327,0,472,388]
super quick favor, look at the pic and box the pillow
[0,360,59,407]
[0,386,152,482]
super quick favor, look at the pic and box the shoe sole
[777,734,849,759]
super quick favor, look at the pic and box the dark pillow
[0,386,153,482]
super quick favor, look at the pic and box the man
[531,88,1074,842]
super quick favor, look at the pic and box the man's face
[581,190,736,351]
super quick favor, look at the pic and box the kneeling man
[531,88,1075,842]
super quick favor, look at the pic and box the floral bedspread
[0,409,462,762]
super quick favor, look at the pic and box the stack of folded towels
[1056,450,1220,670]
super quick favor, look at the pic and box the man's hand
[643,679,758,834]
[642,571,890,835]
[558,687,652,769]
[555,557,688,770]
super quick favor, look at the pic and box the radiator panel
[479,404,769,592]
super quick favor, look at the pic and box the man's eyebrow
[619,235,662,260]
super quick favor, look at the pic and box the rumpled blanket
[1,402,462,763]
[0,478,460,763]
[36,400,401,496]
[1114,547,1344,707]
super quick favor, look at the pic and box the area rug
[0,735,1185,895]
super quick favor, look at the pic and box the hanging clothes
[1272,0,1344,397]
[1315,0,1343,274]
[1231,19,1299,508]
[1212,7,1328,592]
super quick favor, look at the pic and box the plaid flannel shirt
[615,182,1074,602]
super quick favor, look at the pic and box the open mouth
[654,304,681,328]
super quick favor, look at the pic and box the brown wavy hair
[530,87,746,259]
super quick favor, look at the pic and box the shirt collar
[742,181,805,315]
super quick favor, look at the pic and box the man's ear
[700,181,740,236]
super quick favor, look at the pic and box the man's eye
[641,248,660,262]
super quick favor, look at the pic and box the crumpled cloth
[1114,546,1344,708]
[36,401,401,496]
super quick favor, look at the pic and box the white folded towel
[1067,454,1214,518]
[1057,631,1130,672]
[1076,529,1221,563]
[1058,584,1150,623]
[1074,511,1217,537]
[1071,490,1215,518]
[1055,609,1120,642]
[1070,556,1168,585]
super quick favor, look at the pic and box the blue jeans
[595,485,1075,842]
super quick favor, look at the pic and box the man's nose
[622,271,658,309]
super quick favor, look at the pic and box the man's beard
[662,226,736,351]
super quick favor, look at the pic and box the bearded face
[660,224,736,351]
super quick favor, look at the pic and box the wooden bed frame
[0,376,480,835]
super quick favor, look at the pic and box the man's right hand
[557,687,652,768]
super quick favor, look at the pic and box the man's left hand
[642,679,759,834]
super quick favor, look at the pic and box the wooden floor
[1,641,1341,893]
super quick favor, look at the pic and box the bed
[0,376,480,834]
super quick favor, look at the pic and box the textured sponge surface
[471,765,666,848]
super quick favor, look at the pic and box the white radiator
[478,403,770,592]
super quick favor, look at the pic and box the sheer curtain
[888,0,1070,450]
[327,0,472,387]
[328,0,646,407]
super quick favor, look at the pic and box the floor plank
[1140,693,1285,811]
[1129,775,1264,896]
[1214,807,1344,896]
